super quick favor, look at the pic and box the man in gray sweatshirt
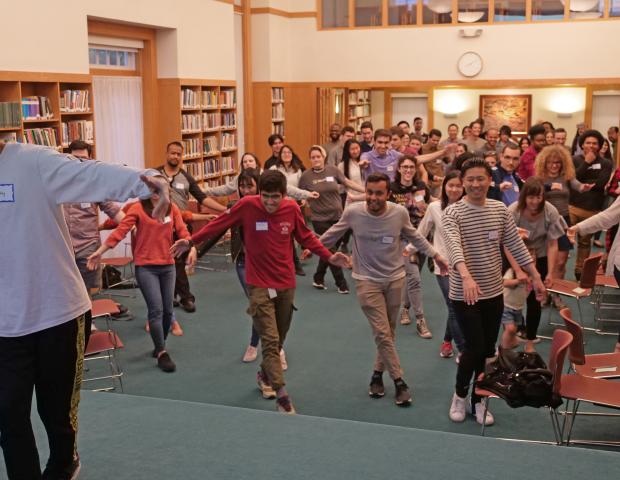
[317,173,448,406]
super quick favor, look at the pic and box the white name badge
[268,288,277,299]
[163,216,171,224]
[80,202,91,209]
[551,182,563,190]
[513,185,519,192]
[436,159,443,164]
[488,230,499,241]
[382,236,394,244]
[591,163,601,170]
[256,221,268,231]
[492,166,498,171]
[414,195,425,203]
[0,184,15,202]
[326,176,335,182]
[386,165,394,172]
[175,182,185,189]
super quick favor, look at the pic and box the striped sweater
[442,198,532,301]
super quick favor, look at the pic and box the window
[611,0,620,16]
[355,0,383,26]
[322,0,350,27]
[531,0,565,20]
[457,0,489,23]
[423,0,452,24]
[568,0,604,19]
[388,0,417,25]
[88,47,137,70]
[494,0,526,21]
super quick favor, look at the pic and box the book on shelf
[60,90,90,112]
[221,111,236,128]
[181,113,201,132]
[0,131,18,142]
[204,157,221,177]
[219,89,236,107]
[349,104,370,118]
[202,90,218,108]
[0,102,20,128]
[221,132,236,150]
[271,87,284,102]
[271,123,284,136]
[180,88,200,109]
[184,161,204,180]
[271,103,284,120]
[222,173,236,185]
[203,135,219,154]
[203,177,223,189]
[203,112,220,130]
[61,120,94,145]
[23,127,59,147]
[182,137,201,158]
[22,96,54,120]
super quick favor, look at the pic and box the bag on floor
[476,347,561,409]
[101,265,134,289]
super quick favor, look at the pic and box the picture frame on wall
[479,94,532,135]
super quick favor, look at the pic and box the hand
[402,245,414,257]
[328,252,352,269]
[516,227,530,240]
[86,250,103,271]
[300,249,312,260]
[445,143,457,153]
[206,214,217,221]
[170,238,191,258]
[584,150,596,164]
[567,225,578,244]
[532,276,547,303]
[141,175,171,222]
[186,246,197,267]
[462,275,482,305]
[500,181,512,192]
[358,158,369,168]
[515,269,528,284]
[544,274,554,288]
[309,191,320,199]
[581,183,595,192]
[434,254,449,276]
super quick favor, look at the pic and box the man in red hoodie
[172,170,350,414]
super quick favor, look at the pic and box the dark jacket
[569,155,613,211]
[488,165,523,202]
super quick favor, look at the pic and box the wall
[592,92,620,133]
[432,87,587,136]
[0,0,236,80]
[370,90,385,130]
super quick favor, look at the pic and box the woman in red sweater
[87,192,196,372]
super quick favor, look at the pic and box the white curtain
[93,76,144,169]
[93,76,144,258]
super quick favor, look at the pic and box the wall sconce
[443,113,458,118]
[557,112,573,118]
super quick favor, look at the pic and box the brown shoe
[368,371,385,398]
[394,378,412,406]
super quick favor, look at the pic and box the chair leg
[549,408,562,445]
[481,397,490,437]
[565,400,581,446]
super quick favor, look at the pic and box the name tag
[492,166,498,171]
[551,182,563,190]
[268,288,277,299]
[326,176,335,182]
[436,159,442,164]
[256,221,268,231]
[414,194,425,202]
[163,216,171,224]
[80,202,91,209]
[513,185,519,192]
[386,165,394,172]
[591,164,601,170]
[382,236,394,244]
[175,182,185,189]
[0,184,15,202]
[488,230,499,241]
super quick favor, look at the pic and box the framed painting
[479,94,532,135]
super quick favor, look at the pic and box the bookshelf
[159,79,238,191]
[347,89,371,134]
[0,78,95,154]
[271,87,285,137]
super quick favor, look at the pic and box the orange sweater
[105,202,190,266]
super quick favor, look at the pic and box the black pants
[525,256,548,341]
[174,248,194,303]
[0,314,86,479]
[312,219,347,290]
[453,295,503,403]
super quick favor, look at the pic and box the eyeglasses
[261,193,283,200]
[400,165,416,170]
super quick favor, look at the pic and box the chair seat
[85,331,124,355]
[560,374,620,408]
[574,352,620,379]
[547,279,591,298]
[91,298,120,318]
[595,275,619,289]
[101,257,133,267]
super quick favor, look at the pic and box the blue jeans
[436,274,465,352]
[236,255,260,347]
[135,264,176,353]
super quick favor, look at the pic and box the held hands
[462,275,482,305]
[580,183,595,192]
[170,238,191,258]
[434,254,449,276]
[515,268,529,284]
[309,191,320,199]
[567,226,578,244]
[328,251,352,269]
[358,158,369,169]
[300,249,312,260]
[187,246,197,267]
[499,181,512,192]
[532,276,547,302]
[140,175,171,222]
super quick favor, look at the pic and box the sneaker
[312,281,327,290]
[171,321,184,336]
[551,294,567,310]
[400,307,411,325]
[449,393,467,422]
[42,456,81,480]
[280,349,288,371]
[440,341,454,358]
[157,352,176,373]
[180,299,196,313]
[470,399,495,426]
[242,345,258,362]
[368,371,385,398]
[394,379,412,406]
[337,287,350,294]
[275,395,296,414]
[295,264,306,276]
[416,318,433,339]
[257,371,276,399]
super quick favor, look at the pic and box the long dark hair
[440,171,463,210]
[240,152,261,170]
[238,168,261,197]
[342,139,362,179]
[517,177,545,214]
[393,155,421,185]
[276,144,304,172]
[602,139,613,160]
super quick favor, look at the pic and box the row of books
[181,114,201,131]
[202,90,218,108]
[0,132,17,142]
[181,113,238,131]
[61,120,94,146]
[204,158,222,177]
[203,136,219,154]
[348,90,370,104]
[272,104,284,120]
[204,112,220,129]
[271,123,284,136]
[271,87,284,102]
[180,88,237,109]
[221,155,235,174]
[182,138,201,159]
[22,96,54,120]
[221,112,236,128]
[184,161,202,179]
[219,90,236,107]
[23,127,59,147]
[0,102,20,128]
[185,157,238,180]
[60,90,90,112]
[181,89,200,108]
[221,133,237,150]
[349,104,370,118]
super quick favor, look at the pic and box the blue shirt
[361,148,403,182]
[502,174,519,206]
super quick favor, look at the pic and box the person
[482,127,500,154]
[497,125,516,153]
[568,196,620,354]
[390,126,417,155]
[518,136,530,154]
[359,129,402,181]
[517,124,546,181]
[417,171,466,359]
[500,254,531,350]
[413,116,427,143]
[322,123,342,157]
[269,144,305,190]
[571,122,587,156]
[157,141,224,313]
[315,173,449,406]
[439,123,459,147]
[464,120,486,155]
[443,159,546,426]
[545,129,555,146]
[338,139,364,251]
[87,186,196,373]
[203,152,261,195]
[0,140,170,479]
[264,134,284,170]
[360,121,374,153]
[396,120,410,134]
[554,127,569,149]
[461,125,472,142]
[508,178,567,352]
[298,145,364,293]
[608,126,618,160]
[483,151,498,170]
[569,129,613,279]
[601,139,613,161]
[388,155,432,338]
[488,144,523,206]
[173,170,351,414]
[326,125,356,166]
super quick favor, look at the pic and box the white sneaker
[449,393,467,422]
[400,307,411,325]
[242,345,258,363]
[280,349,288,371]
[471,399,495,426]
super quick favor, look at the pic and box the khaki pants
[355,277,405,380]
[247,285,295,391]
[569,205,599,277]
